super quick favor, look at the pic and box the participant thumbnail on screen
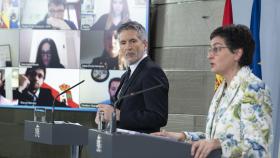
[19,29,80,69]
[14,67,80,107]
[80,30,126,70]
[0,29,19,67]
[0,67,18,105]
[79,69,124,108]
[20,0,80,30]
[0,0,20,29]
[81,0,148,31]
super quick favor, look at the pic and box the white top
[128,53,148,77]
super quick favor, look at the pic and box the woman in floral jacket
[153,24,272,158]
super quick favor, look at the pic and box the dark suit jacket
[13,88,66,107]
[115,57,169,133]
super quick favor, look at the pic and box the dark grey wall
[150,0,224,132]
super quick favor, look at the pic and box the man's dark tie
[118,68,131,97]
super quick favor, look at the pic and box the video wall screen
[0,0,149,111]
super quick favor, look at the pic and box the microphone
[109,84,164,133]
[51,80,85,123]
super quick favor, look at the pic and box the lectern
[88,129,222,158]
[24,120,88,158]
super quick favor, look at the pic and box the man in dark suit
[13,66,66,107]
[96,21,169,133]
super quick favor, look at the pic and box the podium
[88,129,222,158]
[24,120,88,158]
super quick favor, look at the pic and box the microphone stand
[109,84,163,133]
[51,80,85,124]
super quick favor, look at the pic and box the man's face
[48,3,65,19]
[28,69,45,90]
[41,42,52,66]
[109,81,120,98]
[119,29,147,65]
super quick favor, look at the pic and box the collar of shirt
[35,88,40,98]
[128,53,148,77]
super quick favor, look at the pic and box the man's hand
[95,104,121,124]
[18,74,30,93]
[191,139,221,158]
[47,17,70,29]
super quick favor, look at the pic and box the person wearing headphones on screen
[36,0,77,30]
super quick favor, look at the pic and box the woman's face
[112,0,124,15]
[207,36,240,76]
[41,42,52,66]
[104,33,119,58]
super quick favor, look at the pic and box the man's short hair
[25,66,46,79]
[117,21,147,41]
[48,0,66,7]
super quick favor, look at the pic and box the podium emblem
[96,134,103,153]
[34,124,40,138]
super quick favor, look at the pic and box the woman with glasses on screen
[91,0,130,31]
[152,24,273,158]
[35,38,65,68]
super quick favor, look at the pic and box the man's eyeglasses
[208,46,228,55]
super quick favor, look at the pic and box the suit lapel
[119,57,149,97]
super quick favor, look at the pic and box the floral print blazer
[185,66,272,158]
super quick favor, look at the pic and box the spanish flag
[0,13,10,28]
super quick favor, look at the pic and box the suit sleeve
[119,67,169,130]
